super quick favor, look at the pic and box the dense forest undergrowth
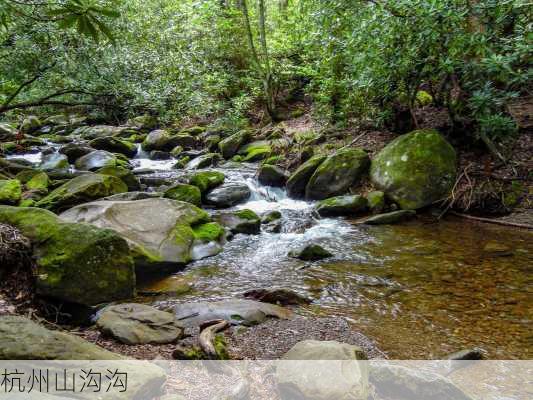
[0,0,532,366]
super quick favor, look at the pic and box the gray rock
[75,150,118,171]
[243,288,312,305]
[362,210,416,225]
[315,195,368,217]
[219,130,251,159]
[150,150,171,160]
[60,198,219,270]
[369,363,473,400]
[205,183,251,208]
[258,164,288,187]
[39,153,69,171]
[277,340,368,400]
[215,209,260,234]
[186,153,221,169]
[103,191,163,201]
[89,136,137,157]
[286,155,326,199]
[289,243,332,261]
[0,315,120,359]
[172,299,292,327]
[96,303,184,345]
[59,143,94,163]
[366,191,386,214]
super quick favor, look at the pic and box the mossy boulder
[164,184,202,206]
[90,136,137,158]
[239,140,272,162]
[286,155,326,199]
[0,206,135,306]
[258,164,288,187]
[289,243,333,261]
[315,195,368,217]
[180,126,206,136]
[60,198,221,271]
[36,173,127,212]
[189,171,225,194]
[97,165,141,191]
[193,222,225,242]
[370,130,457,210]
[306,148,370,200]
[186,153,221,169]
[366,191,386,214]
[142,129,175,151]
[39,153,69,172]
[20,116,42,133]
[0,179,22,205]
[127,114,158,130]
[215,209,261,235]
[26,172,50,191]
[218,130,251,159]
[75,150,120,171]
[170,145,184,157]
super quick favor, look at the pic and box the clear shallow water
[11,150,532,359]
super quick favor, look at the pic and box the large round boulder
[218,130,251,159]
[258,164,288,187]
[75,150,120,171]
[39,153,69,172]
[370,130,456,210]
[60,198,222,271]
[0,179,22,205]
[0,206,135,306]
[306,148,370,200]
[36,173,127,211]
[164,184,202,206]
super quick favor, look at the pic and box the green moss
[180,126,205,136]
[18,199,36,207]
[262,155,282,166]
[0,142,17,154]
[214,334,230,360]
[170,145,183,157]
[97,166,140,191]
[262,210,282,223]
[174,156,190,169]
[189,171,225,194]
[36,173,128,212]
[231,155,244,162]
[234,209,259,221]
[192,222,225,242]
[26,172,50,191]
[0,206,135,306]
[366,191,385,213]
[416,90,433,106]
[242,145,271,162]
[0,179,22,205]
[164,184,201,206]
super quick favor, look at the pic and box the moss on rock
[0,206,135,306]
[286,155,326,199]
[370,129,457,210]
[164,184,202,206]
[0,180,22,205]
[36,173,128,212]
[189,171,225,194]
[192,222,225,243]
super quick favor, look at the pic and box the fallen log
[450,211,533,230]
[199,319,230,359]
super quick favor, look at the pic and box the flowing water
[10,147,533,359]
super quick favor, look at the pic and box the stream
[9,145,533,359]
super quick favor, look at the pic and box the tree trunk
[258,0,275,117]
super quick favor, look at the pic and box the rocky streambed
[0,117,531,361]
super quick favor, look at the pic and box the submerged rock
[60,198,220,270]
[289,243,333,261]
[75,150,120,171]
[0,179,22,205]
[219,130,251,159]
[172,299,292,327]
[0,316,121,359]
[0,206,135,306]
[362,210,416,225]
[277,340,368,400]
[482,241,513,257]
[286,155,326,199]
[370,129,457,210]
[39,153,69,171]
[36,173,127,211]
[164,183,202,206]
[306,148,370,200]
[205,183,251,208]
[243,288,312,306]
[90,136,137,157]
[215,209,261,234]
[315,195,368,217]
[258,164,288,187]
[96,303,184,345]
